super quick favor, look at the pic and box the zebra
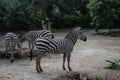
[32,27,87,73]
[19,30,54,51]
[4,32,22,63]
[19,30,54,59]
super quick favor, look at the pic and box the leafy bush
[87,0,120,32]
[52,14,91,29]
[0,0,43,31]
[93,76,105,80]
[105,59,120,70]
[0,0,91,31]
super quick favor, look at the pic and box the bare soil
[0,30,120,80]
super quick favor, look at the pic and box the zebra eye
[79,32,82,34]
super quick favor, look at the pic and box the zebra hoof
[68,67,72,71]
[11,59,14,63]
[63,66,66,70]
[36,68,43,73]
[37,71,40,73]
[63,68,66,70]
[6,56,9,58]
[37,70,43,73]
[36,69,40,73]
[40,68,43,72]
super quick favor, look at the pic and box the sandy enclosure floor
[0,30,120,80]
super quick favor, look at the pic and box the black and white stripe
[4,32,22,63]
[19,30,54,50]
[33,27,87,73]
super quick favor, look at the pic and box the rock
[54,71,91,80]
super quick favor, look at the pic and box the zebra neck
[65,35,78,45]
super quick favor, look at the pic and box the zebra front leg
[67,53,72,71]
[28,41,31,51]
[17,49,21,59]
[28,41,32,53]
[62,53,66,70]
[28,41,32,59]
[30,42,34,61]
[32,42,34,49]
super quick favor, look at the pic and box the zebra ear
[79,27,82,30]
[18,31,24,39]
[73,27,81,30]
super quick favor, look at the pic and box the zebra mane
[72,27,81,31]
[18,32,26,43]
[65,27,80,39]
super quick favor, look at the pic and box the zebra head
[74,27,87,42]
[16,38,22,49]
[17,41,22,49]
[18,33,26,43]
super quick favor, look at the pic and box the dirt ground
[0,30,120,80]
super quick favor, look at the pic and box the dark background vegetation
[0,0,120,32]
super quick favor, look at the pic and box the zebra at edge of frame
[33,27,87,73]
[4,32,22,63]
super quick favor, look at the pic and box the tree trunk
[109,26,112,34]
[41,18,51,31]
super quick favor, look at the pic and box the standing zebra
[33,27,87,73]
[19,30,54,51]
[4,32,22,63]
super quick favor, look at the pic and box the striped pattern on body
[33,27,87,73]
[5,32,21,63]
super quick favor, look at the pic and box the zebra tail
[30,49,33,61]
[52,34,54,39]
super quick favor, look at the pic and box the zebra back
[5,32,21,50]
[19,30,54,43]
[34,27,86,54]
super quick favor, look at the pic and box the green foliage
[105,59,120,70]
[93,76,105,80]
[87,0,97,9]
[0,0,43,31]
[0,0,91,31]
[50,0,91,29]
[87,0,120,32]
[51,14,91,29]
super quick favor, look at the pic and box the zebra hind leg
[5,46,9,58]
[36,57,40,73]
[36,57,43,73]
[5,51,9,58]
[36,52,44,73]
[11,51,14,63]
[38,58,43,72]
[17,50,21,59]
[62,53,66,70]
[11,59,14,63]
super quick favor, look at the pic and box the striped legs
[10,44,14,63]
[36,52,44,73]
[62,53,66,70]
[28,41,34,50]
[67,53,72,71]
[5,45,9,58]
[11,52,14,63]
[62,53,72,71]
[28,41,34,60]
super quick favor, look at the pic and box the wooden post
[41,18,51,31]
